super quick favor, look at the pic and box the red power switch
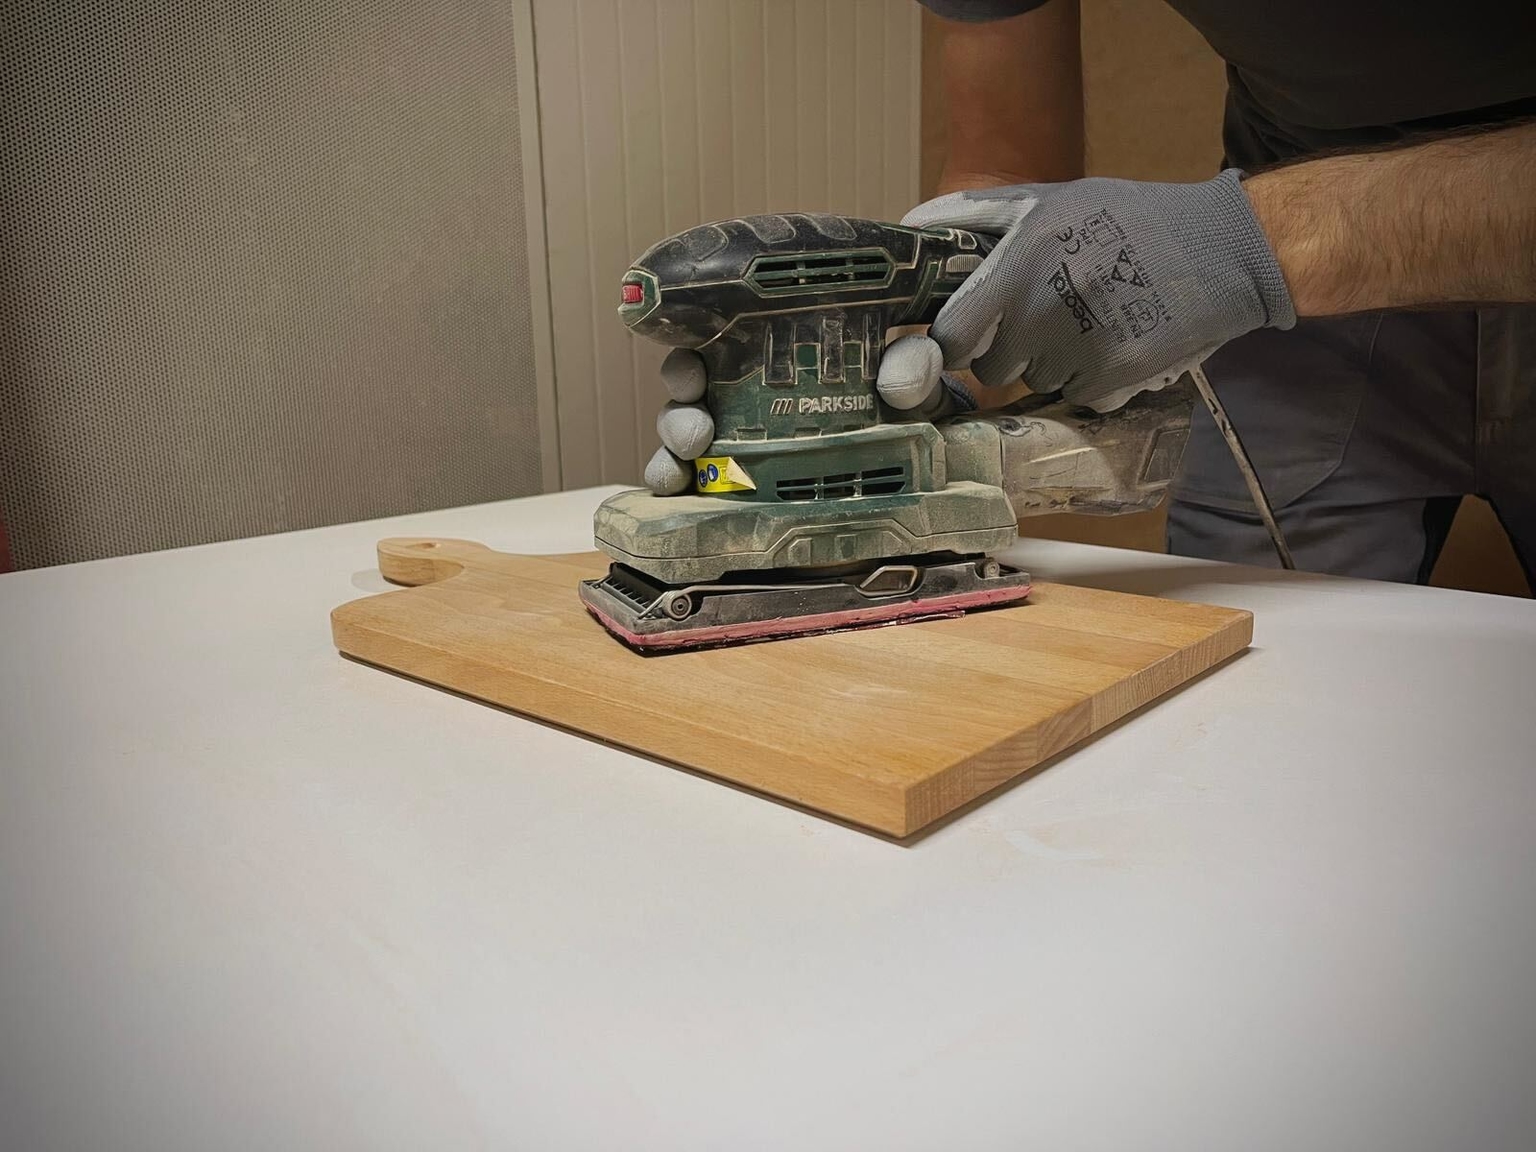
[621,282,643,305]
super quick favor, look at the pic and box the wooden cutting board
[331,539,1252,838]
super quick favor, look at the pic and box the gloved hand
[643,348,713,495]
[876,170,1296,413]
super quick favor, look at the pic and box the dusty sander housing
[579,213,1032,651]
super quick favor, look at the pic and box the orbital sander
[577,212,1214,652]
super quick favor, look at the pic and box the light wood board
[331,539,1253,838]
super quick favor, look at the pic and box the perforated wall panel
[0,1,544,568]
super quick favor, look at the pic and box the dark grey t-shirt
[921,0,1536,168]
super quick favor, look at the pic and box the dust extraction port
[746,250,894,293]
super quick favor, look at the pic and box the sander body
[579,213,1194,651]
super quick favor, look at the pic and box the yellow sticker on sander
[695,456,756,493]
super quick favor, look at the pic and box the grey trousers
[1168,306,1536,591]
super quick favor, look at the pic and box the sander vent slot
[776,464,907,501]
[592,566,657,612]
[746,250,894,294]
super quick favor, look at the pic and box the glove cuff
[1169,169,1297,334]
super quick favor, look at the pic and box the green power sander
[577,212,1198,652]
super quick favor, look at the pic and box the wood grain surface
[331,539,1253,837]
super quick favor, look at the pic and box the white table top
[4,486,1535,1151]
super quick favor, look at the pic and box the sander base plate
[578,554,1032,654]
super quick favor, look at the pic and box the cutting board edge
[899,607,1253,835]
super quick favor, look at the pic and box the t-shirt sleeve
[917,0,1053,21]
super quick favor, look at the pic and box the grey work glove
[878,170,1296,413]
[644,348,713,495]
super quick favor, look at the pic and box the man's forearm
[935,0,1084,192]
[1244,120,1536,315]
